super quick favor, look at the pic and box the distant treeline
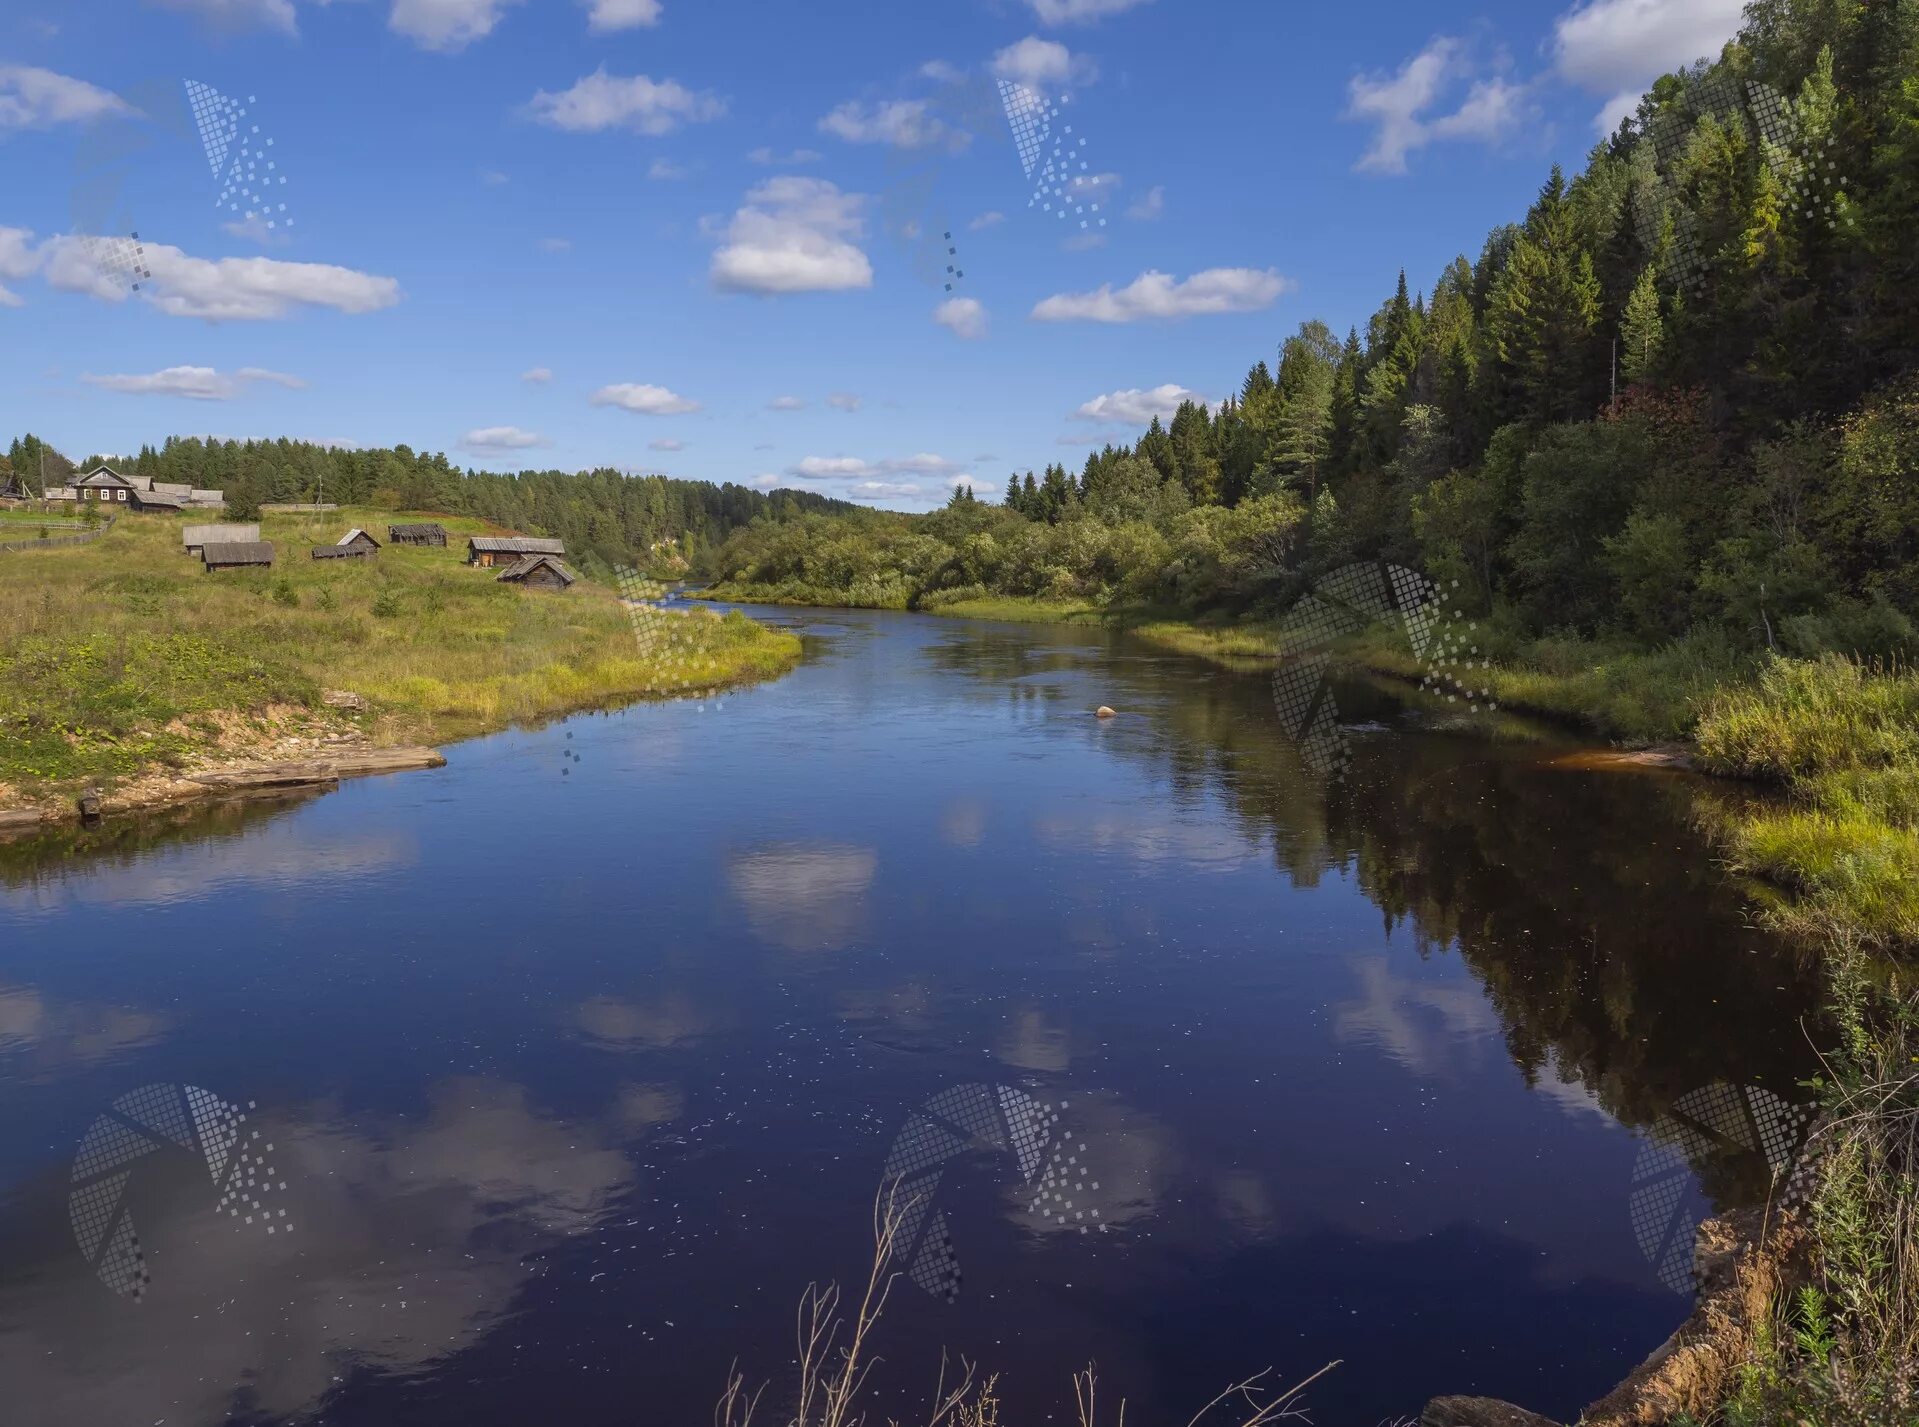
[1,434,860,575]
[710,0,1919,659]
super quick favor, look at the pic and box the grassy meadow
[0,505,801,806]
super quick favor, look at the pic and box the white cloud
[826,391,860,412]
[480,168,509,185]
[1062,231,1108,252]
[793,456,873,478]
[590,382,700,415]
[817,99,960,151]
[38,234,401,320]
[527,68,726,135]
[791,453,959,480]
[920,60,964,83]
[1345,37,1458,174]
[969,211,1005,231]
[390,0,521,51]
[991,36,1095,89]
[0,65,136,130]
[1126,185,1164,220]
[81,365,306,400]
[1067,171,1121,202]
[537,236,572,253]
[0,227,39,282]
[583,0,661,33]
[846,480,930,503]
[221,214,290,247]
[0,285,22,308]
[1026,0,1152,23]
[144,0,298,35]
[747,146,822,165]
[749,474,782,489]
[461,425,545,451]
[521,366,552,383]
[1553,0,1746,134]
[710,177,872,296]
[1430,77,1529,143]
[1071,383,1208,425]
[648,437,683,451]
[1345,39,1532,173]
[767,395,806,410]
[1031,267,1290,323]
[934,296,987,339]
[647,158,687,180]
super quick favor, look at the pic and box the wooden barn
[467,535,565,568]
[183,522,261,555]
[337,528,382,554]
[311,543,373,561]
[389,523,448,547]
[494,554,576,590]
[203,541,275,572]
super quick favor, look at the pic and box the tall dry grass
[718,1185,1338,1427]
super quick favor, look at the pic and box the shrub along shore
[0,506,801,819]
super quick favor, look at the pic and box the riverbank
[0,507,802,826]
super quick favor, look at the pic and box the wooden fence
[0,515,117,553]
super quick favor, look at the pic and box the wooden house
[494,554,576,589]
[203,541,274,572]
[312,543,373,560]
[467,535,564,568]
[183,522,261,555]
[71,466,137,504]
[389,523,448,547]
[336,528,381,555]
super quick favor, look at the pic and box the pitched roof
[495,554,577,585]
[338,528,381,547]
[74,467,134,487]
[469,535,565,554]
[183,523,260,546]
[390,522,446,536]
[203,541,275,566]
[311,544,369,558]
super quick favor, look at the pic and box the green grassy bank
[0,506,801,809]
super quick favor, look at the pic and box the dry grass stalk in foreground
[718,1181,1337,1427]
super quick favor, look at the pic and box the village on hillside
[1,461,577,587]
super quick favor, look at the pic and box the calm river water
[0,605,1824,1426]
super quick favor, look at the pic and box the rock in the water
[1095,706,1116,719]
[77,789,103,821]
[1421,1398,1563,1427]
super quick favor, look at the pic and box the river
[0,604,1825,1426]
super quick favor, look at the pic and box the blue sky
[2,0,1747,509]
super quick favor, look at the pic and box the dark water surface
[0,606,1824,1426]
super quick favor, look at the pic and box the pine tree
[1620,265,1665,385]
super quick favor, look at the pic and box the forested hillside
[1,433,859,574]
[709,0,1919,666]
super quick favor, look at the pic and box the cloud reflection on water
[0,1077,636,1426]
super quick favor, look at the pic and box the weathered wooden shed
[389,523,448,547]
[467,535,564,568]
[336,528,382,554]
[203,541,275,572]
[183,522,262,555]
[494,554,577,589]
[311,543,373,560]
